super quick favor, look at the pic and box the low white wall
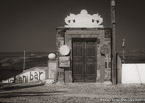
[2,68,46,83]
[122,64,145,84]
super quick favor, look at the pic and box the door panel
[85,41,97,82]
[72,41,84,82]
[72,38,97,82]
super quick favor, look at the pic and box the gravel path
[0,83,145,103]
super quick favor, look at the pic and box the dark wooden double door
[72,38,97,82]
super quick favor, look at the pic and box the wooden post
[111,0,117,84]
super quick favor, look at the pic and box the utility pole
[122,39,125,63]
[111,0,117,84]
[23,50,26,71]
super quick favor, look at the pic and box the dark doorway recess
[72,38,97,82]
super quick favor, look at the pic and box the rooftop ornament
[65,9,103,28]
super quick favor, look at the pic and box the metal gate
[72,38,97,82]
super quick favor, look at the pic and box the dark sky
[0,0,145,52]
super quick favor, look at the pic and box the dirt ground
[0,82,145,103]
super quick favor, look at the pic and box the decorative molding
[65,9,103,28]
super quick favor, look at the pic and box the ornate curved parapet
[65,9,103,28]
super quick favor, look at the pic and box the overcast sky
[0,0,145,52]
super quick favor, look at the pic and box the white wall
[122,64,145,84]
[2,68,46,83]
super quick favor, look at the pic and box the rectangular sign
[59,56,70,67]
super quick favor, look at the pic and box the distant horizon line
[0,50,57,53]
